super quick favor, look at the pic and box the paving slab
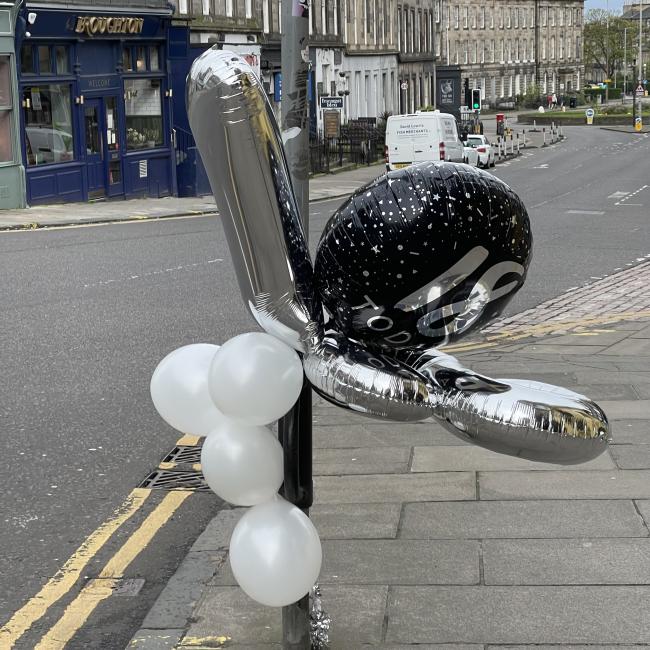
[634,500,650,528]
[319,540,480,585]
[479,469,650,500]
[597,400,650,420]
[487,646,650,649]
[610,419,650,444]
[483,538,650,585]
[310,503,402,539]
[314,472,476,504]
[399,500,647,539]
[313,423,463,449]
[313,446,411,475]
[212,540,480,587]
[411,446,615,473]
[190,509,243,551]
[600,338,650,356]
[386,586,650,644]
[184,585,388,647]
[486,643,650,650]
[611,445,650,469]
[570,383,641,400]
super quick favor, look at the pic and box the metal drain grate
[138,442,208,491]
[161,444,202,465]
[139,468,210,491]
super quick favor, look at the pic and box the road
[0,125,649,648]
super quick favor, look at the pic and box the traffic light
[471,88,481,111]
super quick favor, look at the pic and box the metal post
[542,127,546,146]
[624,27,628,97]
[280,0,313,647]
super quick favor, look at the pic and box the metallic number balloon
[314,162,532,352]
[187,49,322,352]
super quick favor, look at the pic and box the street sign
[319,96,343,109]
[635,116,643,131]
[585,107,595,125]
[636,85,645,96]
[400,81,408,90]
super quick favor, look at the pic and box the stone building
[443,0,585,108]
[397,0,442,113]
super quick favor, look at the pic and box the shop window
[20,43,34,74]
[23,84,74,166]
[122,47,133,72]
[106,96,119,151]
[0,57,13,162]
[124,78,163,149]
[21,44,70,75]
[136,46,147,72]
[149,47,160,71]
[38,46,52,74]
[55,47,69,74]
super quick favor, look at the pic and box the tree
[584,9,636,80]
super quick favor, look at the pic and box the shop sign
[73,16,144,37]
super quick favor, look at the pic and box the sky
[585,0,625,12]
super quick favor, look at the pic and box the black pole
[280,0,312,643]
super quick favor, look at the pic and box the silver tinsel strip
[310,583,331,649]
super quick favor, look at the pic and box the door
[84,98,105,198]
[84,96,123,199]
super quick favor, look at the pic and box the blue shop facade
[15,4,176,205]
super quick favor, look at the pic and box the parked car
[462,144,479,166]
[463,134,496,168]
[384,111,464,171]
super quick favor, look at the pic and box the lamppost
[623,27,627,96]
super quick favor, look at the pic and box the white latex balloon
[230,497,322,607]
[150,344,226,436]
[208,332,303,425]
[201,421,283,506]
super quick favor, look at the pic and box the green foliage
[584,9,637,78]
[517,84,543,109]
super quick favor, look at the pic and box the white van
[385,111,464,171]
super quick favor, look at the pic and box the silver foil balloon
[304,335,431,422]
[309,344,610,463]
[187,48,322,352]
[432,378,610,464]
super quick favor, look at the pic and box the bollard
[542,127,546,146]
[516,133,520,155]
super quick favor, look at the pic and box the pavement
[126,255,650,648]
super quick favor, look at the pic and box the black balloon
[314,162,533,351]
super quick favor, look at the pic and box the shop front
[0,1,25,209]
[15,5,175,205]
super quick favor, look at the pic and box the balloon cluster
[150,336,322,607]
[186,48,610,465]
[149,49,612,611]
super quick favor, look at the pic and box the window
[0,57,13,163]
[471,7,476,29]
[23,84,74,166]
[513,7,518,28]
[123,45,161,73]
[55,47,69,74]
[202,0,210,14]
[542,38,546,59]
[559,8,563,26]
[567,8,572,26]
[551,35,555,59]
[506,8,510,28]
[226,0,233,17]
[479,7,485,29]
[124,78,163,150]
[149,47,160,71]
[489,7,493,29]
[499,6,504,29]
[576,37,581,60]
[463,6,468,29]
[435,0,441,23]
[246,0,252,18]
[178,0,188,12]
[550,8,555,27]
[22,44,70,75]
[454,5,459,29]
[567,37,572,60]
[530,7,534,28]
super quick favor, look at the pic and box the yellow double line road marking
[35,490,191,650]
[0,434,201,649]
[0,488,151,648]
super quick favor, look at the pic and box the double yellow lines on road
[0,435,199,649]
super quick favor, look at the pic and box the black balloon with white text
[314,162,532,351]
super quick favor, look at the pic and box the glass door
[105,96,123,197]
[84,98,105,198]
